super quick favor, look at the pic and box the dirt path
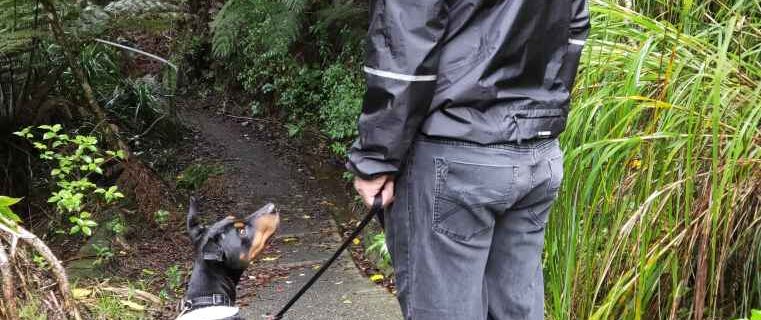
[178,104,402,320]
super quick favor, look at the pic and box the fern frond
[278,0,308,14]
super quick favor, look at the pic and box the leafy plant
[68,211,98,236]
[153,209,170,228]
[14,124,125,236]
[0,195,23,228]
[319,63,363,156]
[544,0,761,318]
[18,298,47,320]
[735,310,761,320]
[91,243,114,266]
[92,293,142,320]
[108,216,125,235]
[366,232,391,271]
[163,264,184,298]
[32,254,49,270]
[176,163,224,190]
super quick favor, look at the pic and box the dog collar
[182,293,233,311]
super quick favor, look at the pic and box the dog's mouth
[248,204,280,262]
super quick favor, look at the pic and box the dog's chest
[177,306,243,320]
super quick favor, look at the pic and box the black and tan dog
[177,197,280,320]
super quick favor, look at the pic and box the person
[348,0,590,319]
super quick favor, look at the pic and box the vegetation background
[0,0,759,319]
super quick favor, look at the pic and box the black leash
[271,195,384,320]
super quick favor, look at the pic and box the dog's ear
[201,218,235,262]
[201,237,224,262]
[246,203,279,260]
[187,196,205,244]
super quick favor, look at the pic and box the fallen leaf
[352,238,361,246]
[261,256,280,261]
[120,300,145,311]
[72,288,92,299]
[370,274,385,282]
[282,237,299,244]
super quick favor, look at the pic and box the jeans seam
[406,147,417,320]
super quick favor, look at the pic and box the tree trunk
[38,0,130,155]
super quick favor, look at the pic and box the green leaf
[80,211,91,219]
[43,132,56,140]
[85,220,98,227]
[0,207,21,223]
[70,225,80,234]
[751,310,761,320]
[82,226,92,236]
[0,196,22,207]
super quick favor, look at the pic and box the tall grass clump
[545,0,761,319]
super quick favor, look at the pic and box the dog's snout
[262,203,276,215]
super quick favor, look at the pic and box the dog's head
[187,197,280,270]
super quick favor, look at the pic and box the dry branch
[0,242,17,319]
[0,224,82,320]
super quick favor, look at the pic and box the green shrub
[176,163,224,190]
[211,0,366,152]
[366,232,391,271]
[14,124,125,236]
[319,63,363,156]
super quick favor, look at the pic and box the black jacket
[348,0,590,178]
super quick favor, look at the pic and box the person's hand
[353,175,395,209]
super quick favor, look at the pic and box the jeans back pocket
[433,158,517,241]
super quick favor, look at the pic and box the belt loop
[512,114,523,145]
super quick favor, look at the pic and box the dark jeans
[386,137,563,320]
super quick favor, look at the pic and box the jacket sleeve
[559,0,590,92]
[347,0,448,179]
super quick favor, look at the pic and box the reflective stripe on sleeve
[363,66,438,82]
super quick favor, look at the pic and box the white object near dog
[177,306,241,320]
